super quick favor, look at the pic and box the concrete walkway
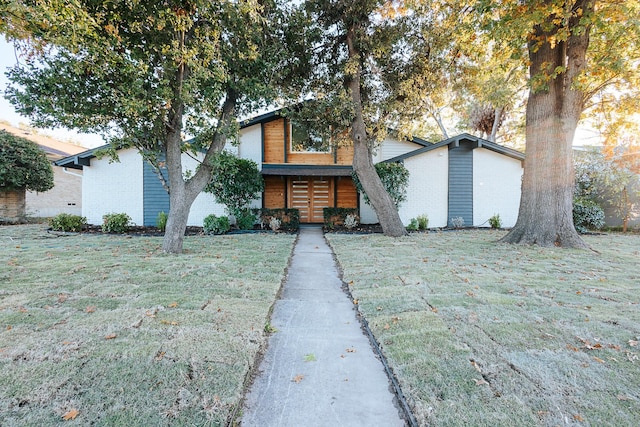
[241,226,405,426]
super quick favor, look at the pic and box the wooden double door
[289,177,334,223]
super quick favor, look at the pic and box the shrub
[49,213,87,232]
[417,214,429,230]
[450,216,465,228]
[489,213,502,229]
[203,214,230,235]
[406,218,419,231]
[573,198,605,233]
[204,151,264,214]
[0,130,54,193]
[344,213,359,230]
[352,162,410,208]
[323,208,359,228]
[236,209,257,230]
[269,216,281,231]
[156,211,168,232]
[102,213,132,233]
[257,208,300,231]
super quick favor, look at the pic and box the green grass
[327,230,640,427]
[0,225,295,426]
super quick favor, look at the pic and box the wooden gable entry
[288,177,334,223]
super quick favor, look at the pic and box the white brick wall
[83,148,144,225]
[238,124,263,168]
[372,138,422,163]
[473,148,522,227]
[400,147,449,227]
[362,147,450,227]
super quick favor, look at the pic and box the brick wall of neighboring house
[25,167,82,217]
[0,188,26,222]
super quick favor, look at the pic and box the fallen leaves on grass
[629,339,638,347]
[160,320,178,326]
[573,414,584,422]
[168,302,178,308]
[85,306,96,313]
[105,334,117,340]
[473,378,489,386]
[62,408,79,420]
[292,374,304,383]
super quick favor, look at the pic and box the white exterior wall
[473,148,523,227]
[372,138,422,163]
[238,124,263,168]
[361,146,449,227]
[400,147,449,227]
[82,148,144,225]
[184,152,229,226]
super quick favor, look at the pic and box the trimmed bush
[450,217,465,228]
[489,213,502,229]
[573,198,605,233]
[102,213,132,233]
[49,213,87,232]
[257,208,300,231]
[156,211,168,232]
[236,210,257,230]
[406,218,419,231]
[417,214,429,230]
[323,207,359,229]
[203,214,230,235]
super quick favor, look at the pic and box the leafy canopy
[353,162,409,208]
[0,130,54,192]
[203,151,264,215]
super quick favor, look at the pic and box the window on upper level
[290,120,331,153]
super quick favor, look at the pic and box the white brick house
[55,109,524,228]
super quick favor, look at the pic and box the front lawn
[327,230,640,426]
[0,225,295,426]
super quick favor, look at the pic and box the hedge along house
[55,109,524,228]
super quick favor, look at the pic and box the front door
[289,177,333,223]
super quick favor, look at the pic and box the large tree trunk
[345,27,406,237]
[162,90,236,254]
[502,0,594,249]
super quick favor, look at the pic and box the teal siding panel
[143,160,170,226]
[448,143,473,227]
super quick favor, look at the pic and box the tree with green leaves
[352,162,409,209]
[1,0,285,253]
[575,148,640,232]
[286,0,469,237]
[475,0,640,248]
[0,130,53,193]
[0,130,54,220]
[203,151,264,216]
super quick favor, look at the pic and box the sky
[0,38,105,148]
[0,37,604,149]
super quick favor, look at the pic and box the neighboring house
[55,109,525,228]
[1,124,85,218]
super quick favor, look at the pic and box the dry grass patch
[327,230,640,426]
[0,225,295,426]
